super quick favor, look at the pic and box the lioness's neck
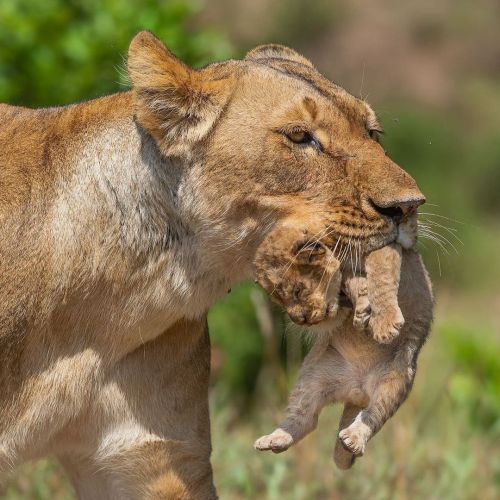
[50,93,254,320]
[1,93,257,357]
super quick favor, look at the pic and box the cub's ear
[128,31,235,157]
[245,44,314,68]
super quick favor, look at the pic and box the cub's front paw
[254,428,294,453]
[369,306,404,344]
[353,296,371,331]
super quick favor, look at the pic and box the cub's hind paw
[333,439,357,470]
[369,307,404,344]
[254,428,294,453]
[338,426,368,456]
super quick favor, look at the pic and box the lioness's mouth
[368,198,404,221]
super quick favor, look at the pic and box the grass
[210,293,500,499]
[1,291,499,499]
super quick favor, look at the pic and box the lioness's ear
[128,31,235,157]
[245,44,314,68]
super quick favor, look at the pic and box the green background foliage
[0,0,499,498]
[0,0,231,107]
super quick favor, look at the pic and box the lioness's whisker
[336,241,344,262]
[348,237,354,271]
[419,225,459,254]
[281,251,305,280]
[283,229,336,284]
[436,249,442,277]
[416,239,429,250]
[418,229,451,255]
[339,240,350,263]
[418,226,447,243]
[331,236,342,258]
[421,218,459,232]
[312,225,339,250]
[418,211,466,225]
[345,240,353,264]
[292,222,339,263]
[354,239,361,276]
[325,242,347,295]
[420,218,464,246]
[358,240,362,275]
[301,226,331,256]
[315,248,335,293]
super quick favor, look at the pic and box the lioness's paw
[254,428,294,453]
[369,307,404,344]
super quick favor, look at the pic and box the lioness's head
[128,32,424,259]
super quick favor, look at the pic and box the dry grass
[2,292,499,499]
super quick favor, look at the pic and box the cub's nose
[369,197,426,222]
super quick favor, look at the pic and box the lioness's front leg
[62,437,216,500]
[61,319,216,500]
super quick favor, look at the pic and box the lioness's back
[0,93,134,211]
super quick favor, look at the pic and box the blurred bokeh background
[1,0,499,498]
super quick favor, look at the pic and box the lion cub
[253,223,433,468]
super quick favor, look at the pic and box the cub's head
[128,32,424,257]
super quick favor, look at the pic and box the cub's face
[128,34,424,256]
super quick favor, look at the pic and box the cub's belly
[329,318,390,368]
[327,318,397,403]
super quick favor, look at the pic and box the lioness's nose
[369,196,426,221]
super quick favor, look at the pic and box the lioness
[0,32,425,498]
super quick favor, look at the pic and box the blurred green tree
[0,0,232,107]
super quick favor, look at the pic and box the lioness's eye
[287,130,309,143]
[285,130,322,150]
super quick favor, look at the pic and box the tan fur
[254,218,433,469]
[0,31,426,497]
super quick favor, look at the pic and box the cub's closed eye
[368,129,383,142]
[285,130,322,150]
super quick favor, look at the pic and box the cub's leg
[255,337,342,453]
[343,275,371,330]
[365,243,404,343]
[339,249,433,458]
[333,403,363,469]
[338,346,416,456]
